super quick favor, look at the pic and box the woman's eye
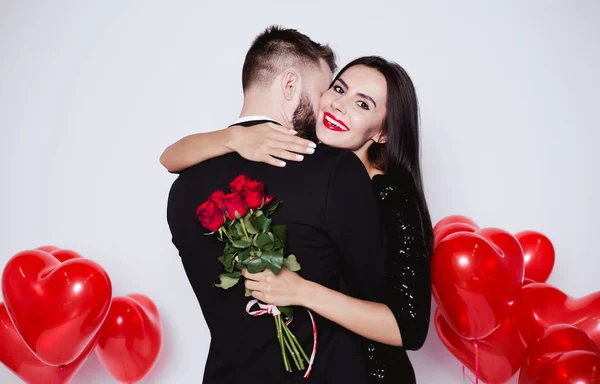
[333,85,344,94]
[357,101,369,110]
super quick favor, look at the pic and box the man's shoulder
[312,145,369,179]
[307,145,360,167]
[178,153,241,177]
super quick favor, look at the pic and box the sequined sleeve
[375,175,431,351]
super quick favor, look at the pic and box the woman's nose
[331,97,346,114]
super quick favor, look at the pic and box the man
[166,26,387,383]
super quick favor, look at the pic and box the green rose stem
[239,218,251,242]
[278,316,302,370]
[282,329,302,370]
[275,315,291,372]
[282,322,310,364]
[280,320,304,369]
[219,227,234,242]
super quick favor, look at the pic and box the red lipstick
[323,112,349,132]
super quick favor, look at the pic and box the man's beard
[291,93,317,142]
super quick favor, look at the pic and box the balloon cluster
[0,246,162,383]
[433,215,600,384]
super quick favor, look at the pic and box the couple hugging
[164,25,433,384]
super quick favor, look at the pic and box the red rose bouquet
[196,175,312,374]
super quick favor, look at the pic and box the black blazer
[166,124,387,384]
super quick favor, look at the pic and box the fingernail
[290,130,298,134]
[296,155,304,161]
[308,142,317,148]
[279,161,286,167]
[306,147,315,154]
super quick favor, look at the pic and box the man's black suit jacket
[167,124,387,383]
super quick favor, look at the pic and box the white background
[1,1,599,383]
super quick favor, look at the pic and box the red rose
[196,199,225,232]
[223,192,247,220]
[263,194,275,206]
[244,180,265,208]
[209,190,225,209]
[230,175,251,194]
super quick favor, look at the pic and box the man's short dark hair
[241,25,337,91]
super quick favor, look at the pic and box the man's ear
[372,132,387,144]
[281,69,300,101]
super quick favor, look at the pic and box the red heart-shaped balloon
[435,309,526,384]
[95,294,162,383]
[515,231,555,283]
[434,222,478,248]
[1,249,112,366]
[432,228,525,340]
[36,245,60,253]
[49,249,83,263]
[434,215,479,234]
[512,283,600,349]
[0,302,97,383]
[519,324,600,384]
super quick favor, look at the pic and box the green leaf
[255,209,263,217]
[245,288,253,297]
[238,248,251,262]
[265,200,283,217]
[244,215,260,234]
[232,240,251,249]
[228,224,240,238]
[218,251,237,272]
[223,242,235,255]
[271,225,287,248]
[283,254,301,272]
[261,250,284,274]
[214,272,241,289]
[246,257,266,273]
[252,215,269,233]
[254,232,274,250]
[260,217,272,233]
[277,305,293,319]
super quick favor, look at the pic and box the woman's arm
[244,152,401,346]
[243,268,403,346]
[377,175,432,351]
[159,123,317,173]
[244,171,432,349]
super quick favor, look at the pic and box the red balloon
[36,245,60,253]
[434,222,478,248]
[435,309,526,384]
[95,294,162,383]
[434,215,479,234]
[432,228,524,340]
[512,283,600,349]
[515,231,555,283]
[0,302,98,383]
[519,324,600,384]
[49,249,83,263]
[1,250,112,366]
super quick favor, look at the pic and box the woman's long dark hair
[332,56,434,257]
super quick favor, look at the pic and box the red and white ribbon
[246,299,317,378]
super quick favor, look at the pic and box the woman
[161,56,433,383]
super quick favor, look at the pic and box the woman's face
[316,64,388,151]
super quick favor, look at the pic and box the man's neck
[239,90,292,127]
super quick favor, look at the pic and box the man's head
[242,26,336,138]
